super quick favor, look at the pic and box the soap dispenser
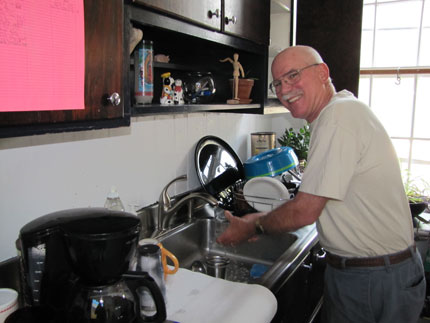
[104,186,125,211]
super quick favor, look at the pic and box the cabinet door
[133,0,222,30]
[0,0,124,130]
[82,0,124,120]
[224,0,270,45]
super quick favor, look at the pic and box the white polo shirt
[300,90,414,258]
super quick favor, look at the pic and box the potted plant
[278,124,310,171]
[404,176,429,224]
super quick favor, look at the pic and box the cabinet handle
[224,15,237,25]
[207,9,220,19]
[107,92,121,106]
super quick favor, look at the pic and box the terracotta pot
[229,78,254,99]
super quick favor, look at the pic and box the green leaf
[277,123,310,160]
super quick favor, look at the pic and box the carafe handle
[123,271,167,323]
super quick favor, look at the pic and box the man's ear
[318,63,330,83]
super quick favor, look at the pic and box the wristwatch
[255,218,265,235]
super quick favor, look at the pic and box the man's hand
[216,211,265,246]
[216,192,327,246]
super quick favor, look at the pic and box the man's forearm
[258,191,327,234]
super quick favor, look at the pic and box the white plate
[243,177,291,212]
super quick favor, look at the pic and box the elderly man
[217,46,425,323]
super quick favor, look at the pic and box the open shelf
[127,4,267,117]
[132,103,261,115]
[154,62,212,73]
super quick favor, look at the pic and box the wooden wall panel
[296,0,363,96]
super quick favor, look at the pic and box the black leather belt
[326,245,416,269]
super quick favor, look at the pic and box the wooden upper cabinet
[223,0,270,45]
[132,0,270,45]
[82,0,124,120]
[133,0,222,30]
[0,0,125,134]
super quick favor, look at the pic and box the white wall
[268,1,291,97]
[0,112,303,261]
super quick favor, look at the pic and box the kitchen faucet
[157,175,218,233]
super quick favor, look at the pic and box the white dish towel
[164,268,277,323]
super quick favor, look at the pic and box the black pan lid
[194,136,245,208]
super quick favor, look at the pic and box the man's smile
[282,90,303,104]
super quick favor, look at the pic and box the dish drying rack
[234,191,293,213]
[230,177,298,215]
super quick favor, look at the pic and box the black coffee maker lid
[20,208,140,242]
[61,209,140,238]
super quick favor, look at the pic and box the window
[359,0,430,192]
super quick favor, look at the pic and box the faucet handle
[160,174,187,208]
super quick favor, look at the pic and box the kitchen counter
[0,258,276,323]
[165,268,277,323]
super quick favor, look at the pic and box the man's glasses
[269,63,320,95]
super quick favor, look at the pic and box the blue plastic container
[244,147,298,179]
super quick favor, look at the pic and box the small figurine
[129,25,143,54]
[173,79,185,105]
[160,72,174,105]
[220,53,245,104]
[154,54,170,63]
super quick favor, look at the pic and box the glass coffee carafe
[69,280,135,323]
[62,213,166,323]
[68,272,164,323]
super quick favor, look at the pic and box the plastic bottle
[104,186,125,211]
[134,40,153,104]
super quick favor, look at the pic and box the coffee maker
[18,208,166,323]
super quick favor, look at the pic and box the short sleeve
[300,120,360,200]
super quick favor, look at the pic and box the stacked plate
[242,176,293,212]
[241,147,299,212]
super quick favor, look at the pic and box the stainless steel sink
[159,218,297,267]
[138,198,323,321]
[155,208,318,292]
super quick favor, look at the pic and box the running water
[209,213,251,282]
